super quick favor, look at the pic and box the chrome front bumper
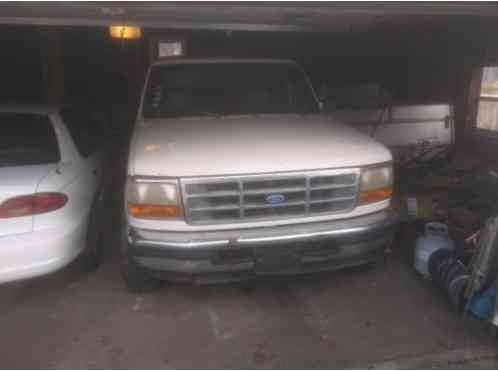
[126,209,399,283]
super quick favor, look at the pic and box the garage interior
[2,3,498,368]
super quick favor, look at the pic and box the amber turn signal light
[127,203,182,219]
[359,186,393,205]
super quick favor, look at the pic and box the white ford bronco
[122,58,398,291]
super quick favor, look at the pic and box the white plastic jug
[414,222,455,277]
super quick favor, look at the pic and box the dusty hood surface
[129,114,392,177]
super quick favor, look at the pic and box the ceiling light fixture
[109,25,142,40]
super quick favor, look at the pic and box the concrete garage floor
[1,238,497,369]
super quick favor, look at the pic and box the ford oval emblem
[265,194,286,205]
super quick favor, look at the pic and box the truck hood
[129,114,392,177]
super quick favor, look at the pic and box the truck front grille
[181,169,360,225]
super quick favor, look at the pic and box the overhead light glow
[109,25,141,40]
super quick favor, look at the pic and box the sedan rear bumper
[0,223,85,284]
[126,209,399,283]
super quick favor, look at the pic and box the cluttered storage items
[394,152,498,335]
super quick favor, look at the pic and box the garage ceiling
[1,2,498,32]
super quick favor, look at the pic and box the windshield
[0,113,60,167]
[142,63,320,119]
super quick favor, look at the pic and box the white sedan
[0,105,109,284]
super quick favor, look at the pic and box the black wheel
[428,248,451,280]
[448,274,469,311]
[444,261,466,292]
[120,231,160,292]
[80,203,103,271]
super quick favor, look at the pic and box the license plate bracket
[253,240,340,273]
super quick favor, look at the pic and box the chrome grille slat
[185,182,239,195]
[181,169,360,225]
[238,179,244,219]
[188,191,240,197]
[310,200,355,214]
[310,174,356,187]
[243,178,305,190]
[305,177,311,214]
[242,186,307,195]
[310,184,356,190]
[189,205,241,212]
[310,186,356,201]
[310,196,356,204]
[245,200,307,209]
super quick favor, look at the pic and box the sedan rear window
[0,113,60,167]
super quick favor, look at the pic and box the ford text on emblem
[265,194,286,205]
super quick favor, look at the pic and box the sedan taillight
[0,193,68,219]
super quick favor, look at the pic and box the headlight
[359,165,393,205]
[125,178,183,219]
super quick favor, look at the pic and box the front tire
[81,203,103,272]
[120,229,160,292]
